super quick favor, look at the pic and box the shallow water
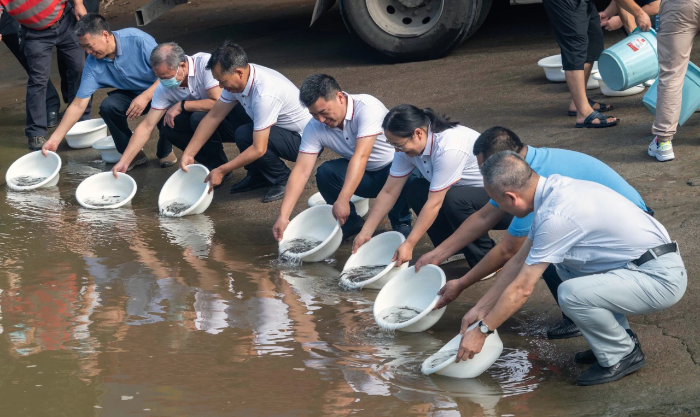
[10,175,46,187]
[426,348,459,369]
[83,195,124,207]
[379,306,423,323]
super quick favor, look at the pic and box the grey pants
[556,249,687,367]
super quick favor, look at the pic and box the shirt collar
[524,145,536,165]
[422,125,435,156]
[242,64,255,97]
[344,92,354,122]
[113,32,123,57]
[533,175,547,214]
[187,55,195,78]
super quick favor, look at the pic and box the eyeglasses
[389,136,411,151]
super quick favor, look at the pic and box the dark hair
[206,40,248,74]
[150,42,186,70]
[480,150,535,197]
[299,74,341,107]
[473,126,524,160]
[382,104,458,138]
[75,13,111,37]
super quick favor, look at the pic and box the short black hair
[206,40,248,74]
[75,13,111,37]
[473,126,524,160]
[299,74,341,107]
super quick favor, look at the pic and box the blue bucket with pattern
[642,61,700,127]
[599,29,659,91]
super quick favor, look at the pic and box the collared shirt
[298,93,395,171]
[491,146,650,237]
[76,28,158,99]
[219,63,311,134]
[0,0,65,30]
[150,53,219,110]
[389,125,482,191]
[525,175,671,274]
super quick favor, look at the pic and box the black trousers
[99,89,171,158]
[234,124,301,185]
[542,0,604,71]
[157,104,252,171]
[57,0,99,101]
[23,5,90,137]
[2,32,60,115]
[406,178,513,268]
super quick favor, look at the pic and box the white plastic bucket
[421,324,504,378]
[92,136,122,163]
[75,172,137,209]
[6,151,61,191]
[373,265,446,332]
[340,231,408,289]
[65,118,109,149]
[279,204,342,263]
[158,164,213,217]
[307,191,370,217]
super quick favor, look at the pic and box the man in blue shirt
[43,13,175,169]
[415,126,652,339]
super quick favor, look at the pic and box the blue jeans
[316,158,412,228]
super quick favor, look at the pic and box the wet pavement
[1,0,700,415]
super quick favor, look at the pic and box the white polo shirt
[298,93,395,171]
[151,53,219,111]
[389,125,482,191]
[219,63,311,134]
[525,175,671,275]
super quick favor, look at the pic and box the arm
[126,79,160,119]
[332,136,376,225]
[180,99,236,171]
[42,97,91,155]
[416,203,507,270]
[112,109,165,176]
[272,153,318,241]
[72,0,87,19]
[352,175,409,252]
[613,0,651,30]
[163,87,220,129]
[392,188,449,266]
[204,126,271,192]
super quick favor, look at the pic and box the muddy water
[0,146,604,416]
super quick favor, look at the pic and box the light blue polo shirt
[76,28,158,99]
[491,146,649,237]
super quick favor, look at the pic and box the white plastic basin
[279,204,342,263]
[593,73,645,97]
[538,55,566,82]
[421,324,504,378]
[340,231,408,289]
[373,265,446,332]
[307,191,370,217]
[75,172,137,209]
[158,164,213,217]
[92,136,122,163]
[6,151,61,191]
[66,118,109,149]
[561,67,600,89]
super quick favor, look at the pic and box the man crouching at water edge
[111,42,245,179]
[272,74,413,241]
[180,41,312,201]
[43,14,176,168]
[457,151,686,386]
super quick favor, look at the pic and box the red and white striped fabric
[0,0,66,31]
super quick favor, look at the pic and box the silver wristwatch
[477,320,494,335]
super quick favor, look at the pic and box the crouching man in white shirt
[272,74,413,241]
[457,151,686,386]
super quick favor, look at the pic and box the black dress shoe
[547,317,582,340]
[575,329,640,364]
[47,111,59,128]
[262,184,285,203]
[27,136,46,151]
[576,344,646,386]
[230,172,270,194]
[341,217,365,240]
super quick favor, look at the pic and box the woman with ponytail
[352,104,512,268]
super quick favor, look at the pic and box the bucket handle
[631,27,656,36]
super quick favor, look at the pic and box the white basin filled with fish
[92,135,122,163]
[75,172,137,209]
[278,204,341,263]
[6,151,62,191]
[65,118,109,149]
[340,231,408,290]
[373,265,446,332]
[421,323,504,379]
[307,191,370,217]
[158,164,213,217]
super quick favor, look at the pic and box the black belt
[47,11,65,30]
[632,242,678,266]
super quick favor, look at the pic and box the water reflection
[159,214,215,258]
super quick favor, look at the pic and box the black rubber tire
[339,0,491,61]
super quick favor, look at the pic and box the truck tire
[339,0,492,61]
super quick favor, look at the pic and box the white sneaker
[648,137,674,162]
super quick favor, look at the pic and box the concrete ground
[1,0,699,413]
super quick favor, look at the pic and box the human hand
[112,157,131,178]
[180,153,195,172]
[126,94,150,119]
[332,198,351,226]
[415,249,445,272]
[42,138,60,156]
[352,231,372,254]
[74,3,88,19]
[204,167,225,194]
[434,280,464,310]
[603,16,623,31]
[272,217,290,242]
[598,11,609,26]
[635,12,651,31]
[164,103,183,129]
[391,241,414,267]
[455,326,487,363]
[460,306,487,334]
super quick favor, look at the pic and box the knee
[315,161,337,187]
[557,281,577,311]
[234,123,254,147]
[190,111,206,131]
[99,96,118,116]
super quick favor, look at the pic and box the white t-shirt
[219,63,311,134]
[298,93,395,171]
[151,53,219,110]
[525,175,671,275]
[389,124,483,191]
